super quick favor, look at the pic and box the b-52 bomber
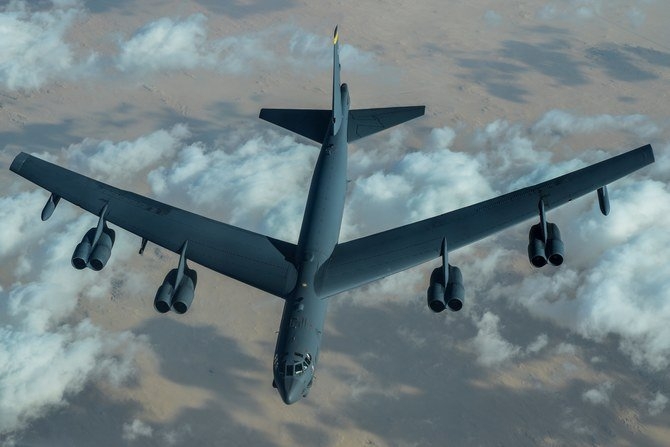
[10,27,654,404]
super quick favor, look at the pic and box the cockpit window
[281,352,313,376]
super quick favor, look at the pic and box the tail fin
[259,26,425,144]
[332,25,343,135]
[259,26,343,144]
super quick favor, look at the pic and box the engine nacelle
[527,224,547,268]
[153,267,198,314]
[172,269,198,314]
[545,223,564,266]
[89,227,116,271]
[445,265,464,312]
[527,222,565,267]
[71,226,116,270]
[154,269,178,313]
[72,228,96,270]
[427,267,446,313]
[427,265,465,312]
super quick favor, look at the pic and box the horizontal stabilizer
[259,108,331,144]
[347,106,425,142]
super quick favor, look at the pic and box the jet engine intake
[426,264,465,312]
[527,222,564,267]
[89,227,116,271]
[154,269,178,313]
[172,269,197,314]
[71,226,116,270]
[72,228,96,270]
[427,267,446,313]
[527,224,547,268]
[153,241,198,314]
[445,265,464,312]
[545,223,564,266]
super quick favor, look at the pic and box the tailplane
[347,106,425,142]
[259,26,425,144]
[259,108,331,143]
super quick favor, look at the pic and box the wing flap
[11,153,298,298]
[318,144,654,297]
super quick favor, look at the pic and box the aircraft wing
[317,144,654,297]
[10,153,298,298]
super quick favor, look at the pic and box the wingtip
[333,25,339,45]
[645,143,655,163]
[635,143,655,164]
[9,152,29,173]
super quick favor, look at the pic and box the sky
[0,0,669,446]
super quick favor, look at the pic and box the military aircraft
[10,27,655,404]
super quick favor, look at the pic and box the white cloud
[536,0,653,26]
[526,333,549,354]
[504,179,670,371]
[0,4,381,90]
[122,419,153,441]
[344,126,494,239]
[556,343,579,356]
[0,190,52,258]
[2,107,665,436]
[648,392,668,416]
[116,21,380,76]
[532,110,659,140]
[582,381,613,405]
[0,0,96,90]
[470,118,553,192]
[63,124,191,182]
[116,14,217,73]
[470,312,522,367]
[287,28,379,73]
[147,129,316,241]
[0,318,143,434]
[537,0,602,20]
[322,109,667,374]
[0,188,146,435]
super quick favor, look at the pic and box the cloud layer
[0,0,96,90]
[0,213,145,435]
[0,3,381,90]
[536,0,652,28]
[2,103,666,438]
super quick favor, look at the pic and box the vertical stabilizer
[332,26,342,135]
[259,26,424,144]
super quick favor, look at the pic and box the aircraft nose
[280,378,304,405]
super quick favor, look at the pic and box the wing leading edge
[10,153,298,298]
[317,144,654,298]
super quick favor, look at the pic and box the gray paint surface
[9,28,655,405]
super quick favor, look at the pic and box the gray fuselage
[273,85,350,404]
